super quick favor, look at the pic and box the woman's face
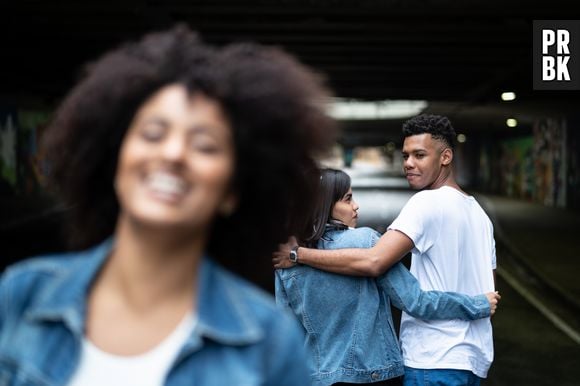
[115,84,236,232]
[331,187,359,228]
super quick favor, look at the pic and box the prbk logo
[542,29,570,81]
[533,20,580,90]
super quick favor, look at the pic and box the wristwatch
[289,246,300,263]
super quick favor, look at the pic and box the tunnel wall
[0,107,51,197]
[475,117,578,210]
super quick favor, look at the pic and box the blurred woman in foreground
[0,25,334,386]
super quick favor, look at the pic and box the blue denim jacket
[275,227,490,386]
[0,239,311,386]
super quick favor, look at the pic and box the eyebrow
[141,117,168,127]
[189,125,220,134]
[141,117,224,135]
[402,148,427,154]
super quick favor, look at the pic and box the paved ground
[486,275,580,386]
[477,194,580,310]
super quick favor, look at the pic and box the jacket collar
[26,238,264,347]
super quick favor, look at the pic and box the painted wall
[0,107,51,196]
[478,118,569,208]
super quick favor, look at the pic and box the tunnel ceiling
[2,0,580,143]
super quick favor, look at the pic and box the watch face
[290,250,298,262]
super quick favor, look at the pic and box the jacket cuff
[473,294,491,318]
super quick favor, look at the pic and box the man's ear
[441,148,453,166]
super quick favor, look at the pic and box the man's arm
[272,230,414,277]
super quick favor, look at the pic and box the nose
[352,199,359,212]
[403,156,414,171]
[160,133,187,163]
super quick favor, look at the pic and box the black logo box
[533,20,580,90]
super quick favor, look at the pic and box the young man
[274,114,497,386]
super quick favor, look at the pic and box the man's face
[402,133,448,190]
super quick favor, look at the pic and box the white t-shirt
[68,313,196,386]
[388,186,496,378]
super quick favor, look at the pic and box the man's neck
[427,168,463,193]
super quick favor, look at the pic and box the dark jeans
[403,367,481,386]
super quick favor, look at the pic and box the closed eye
[139,119,167,141]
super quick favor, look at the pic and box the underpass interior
[1,1,580,385]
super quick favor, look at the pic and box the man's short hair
[402,114,456,150]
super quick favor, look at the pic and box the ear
[219,193,238,217]
[441,148,453,166]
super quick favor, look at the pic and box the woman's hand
[486,291,501,316]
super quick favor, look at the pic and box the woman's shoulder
[214,266,310,382]
[2,250,84,287]
[205,260,306,343]
[321,227,382,249]
[208,260,281,316]
[0,246,105,314]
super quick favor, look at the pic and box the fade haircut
[402,114,456,151]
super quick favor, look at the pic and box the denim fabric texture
[403,367,481,386]
[275,227,490,386]
[0,239,311,386]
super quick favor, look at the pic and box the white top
[388,186,496,378]
[68,313,197,386]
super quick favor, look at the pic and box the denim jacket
[0,239,310,386]
[275,227,490,386]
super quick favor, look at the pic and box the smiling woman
[115,88,237,233]
[0,25,335,386]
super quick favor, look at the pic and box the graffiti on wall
[532,118,566,207]
[18,110,51,195]
[566,122,579,209]
[479,118,567,208]
[0,111,18,194]
[498,136,535,201]
[0,108,51,196]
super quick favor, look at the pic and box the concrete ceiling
[2,0,580,145]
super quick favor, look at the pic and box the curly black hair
[402,114,456,150]
[42,24,336,284]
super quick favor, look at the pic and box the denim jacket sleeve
[377,263,490,320]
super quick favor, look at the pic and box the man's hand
[485,291,501,316]
[272,236,298,269]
